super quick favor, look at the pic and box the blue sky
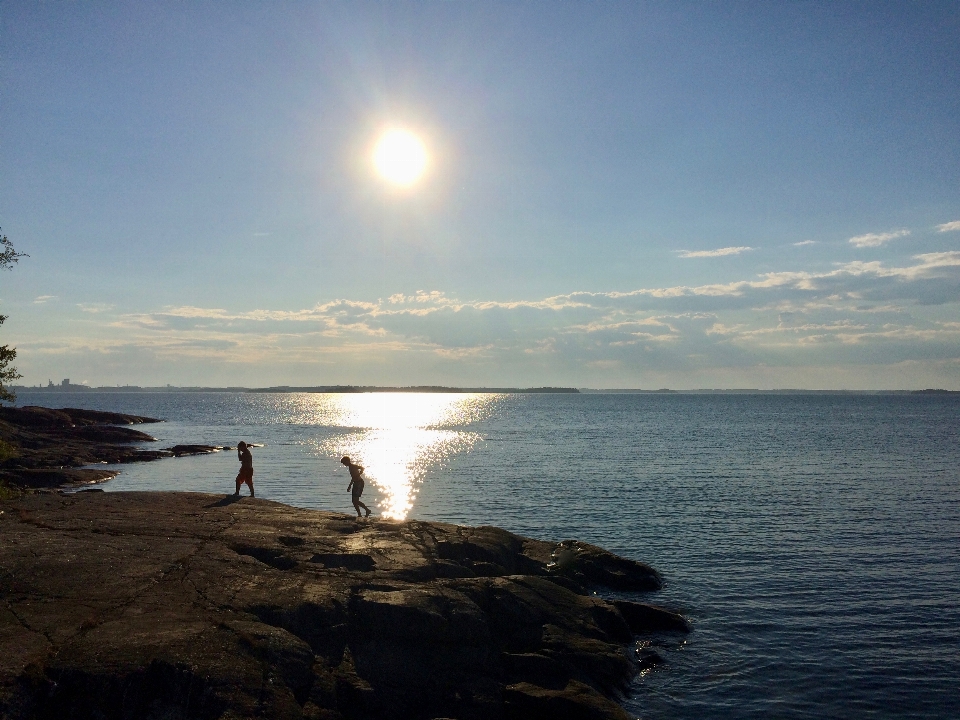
[2,1,959,389]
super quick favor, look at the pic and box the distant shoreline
[13,384,582,394]
[579,388,960,395]
[11,385,959,395]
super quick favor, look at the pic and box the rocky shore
[0,406,225,490]
[0,491,689,720]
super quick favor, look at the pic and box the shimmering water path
[17,392,960,719]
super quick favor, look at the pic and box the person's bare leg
[359,501,371,517]
[248,480,255,498]
[235,477,241,496]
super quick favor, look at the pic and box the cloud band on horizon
[15,250,960,389]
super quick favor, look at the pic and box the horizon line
[10,384,959,395]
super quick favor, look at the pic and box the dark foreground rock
[0,467,120,489]
[0,406,166,489]
[0,491,688,720]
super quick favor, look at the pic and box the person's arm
[357,465,364,475]
[347,477,354,492]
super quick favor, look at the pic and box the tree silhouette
[0,231,27,403]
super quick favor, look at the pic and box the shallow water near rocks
[17,391,960,719]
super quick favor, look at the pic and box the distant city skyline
[2,2,959,389]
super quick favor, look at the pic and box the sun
[373,129,428,186]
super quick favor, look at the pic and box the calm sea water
[16,391,960,719]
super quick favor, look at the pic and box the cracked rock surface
[0,491,686,720]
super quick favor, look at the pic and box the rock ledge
[0,491,687,719]
[0,406,164,489]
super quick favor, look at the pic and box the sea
[15,391,960,720]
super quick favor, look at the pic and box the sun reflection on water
[309,393,501,520]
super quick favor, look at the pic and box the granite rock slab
[0,491,686,719]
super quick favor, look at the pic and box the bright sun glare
[373,129,428,186]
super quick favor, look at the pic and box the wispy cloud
[793,240,817,246]
[78,302,115,313]
[33,295,56,304]
[936,220,960,233]
[848,229,909,248]
[95,251,960,346]
[19,250,960,388]
[678,246,753,258]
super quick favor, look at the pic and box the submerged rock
[0,491,689,719]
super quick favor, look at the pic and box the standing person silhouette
[341,456,371,517]
[235,441,255,497]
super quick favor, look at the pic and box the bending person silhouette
[235,441,255,497]
[341,456,371,517]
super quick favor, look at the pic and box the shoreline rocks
[0,406,233,491]
[165,444,231,457]
[0,491,689,720]
[0,406,165,490]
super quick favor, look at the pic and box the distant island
[12,381,960,395]
[579,388,960,394]
[15,380,580,394]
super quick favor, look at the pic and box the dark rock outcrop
[0,491,688,719]
[0,406,164,489]
[165,445,228,457]
[0,406,159,428]
[546,540,663,591]
[0,468,120,490]
[612,600,691,634]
